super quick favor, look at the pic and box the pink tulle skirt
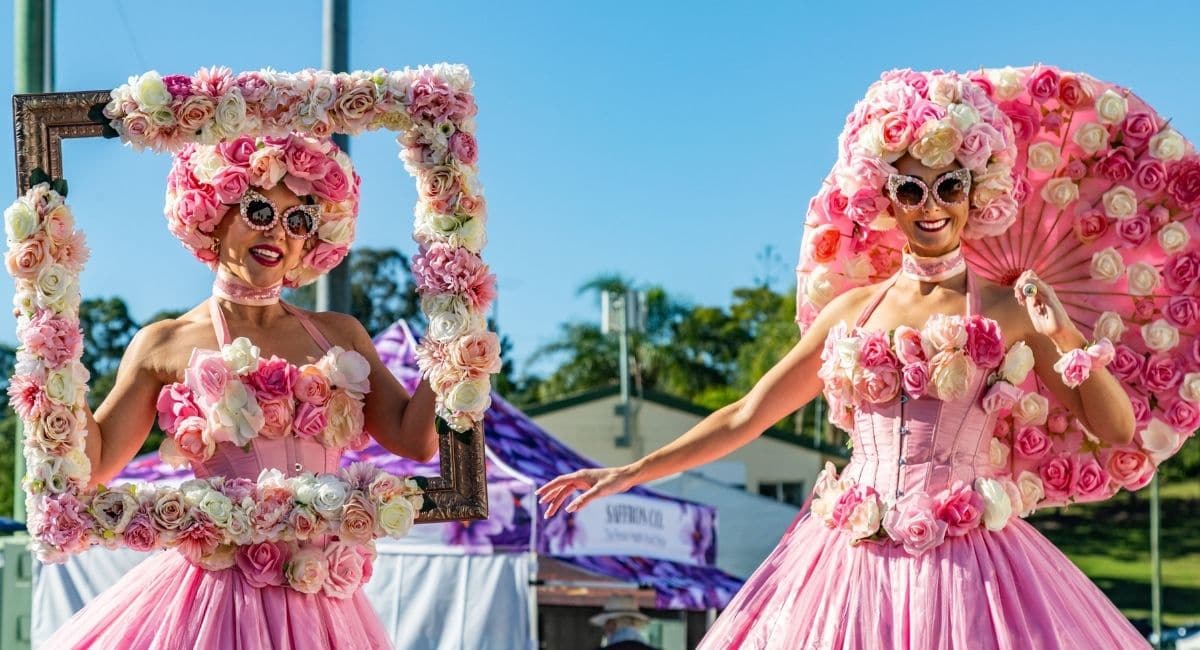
[42,549,392,649]
[699,513,1149,649]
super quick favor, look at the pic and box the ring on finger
[1021,282,1038,298]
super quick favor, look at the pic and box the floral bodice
[155,299,373,479]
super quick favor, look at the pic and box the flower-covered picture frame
[10,65,493,566]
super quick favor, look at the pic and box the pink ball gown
[43,299,393,649]
[699,270,1149,649]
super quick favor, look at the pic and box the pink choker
[212,272,282,306]
[901,246,966,283]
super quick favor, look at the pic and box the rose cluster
[156,337,372,466]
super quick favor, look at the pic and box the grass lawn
[1028,478,1200,629]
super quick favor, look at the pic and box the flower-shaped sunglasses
[885,168,972,212]
[238,189,322,239]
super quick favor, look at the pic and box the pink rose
[1143,353,1184,392]
[1167,159,1200,209]
[1128,393,1151,425]
[5,236,48,280]
[1058,75,1092,110]
[999,101,1039,144]
[845,188,889,227]
[236,541,288,588]
[293,402,329,439]
[286,546,329,594]
[175,95,215,132]
[993,417,1013,440]
[323,541,369,599]
[285,138,332,181]
[1163,398,1200,432]
[957,123,999,171]
[322,389,365,448]
[1106,449,1154,489]
[31,405,79,455]
[935,481,985,537]
[883,493,948,556]
[1055,348,1094,388]
[185,352,230,405]
[1095,147,1135,183]
[303,242,350,274]
[248,147,287,189]
[211,166,250,205]
[1163,252,1200,293]
[176,515,222,563]
[964,316,1004,368]
[122,514,159,552]
[450,332,503,380]
[1073,210,1109,243]
[1115,213,1150,247]
[1014,425,1051,459]
[923,314,967,352]
[1026,67,1060,102]
[339,493,378,544]
[217,136,256,166]
[21,311,83,369]
[293,365,332,404]
[448,131,478,165]
[1135,159,1167,193]
[892,326,926,365]
[311,161,351,203]
[289,505,328,542]
[419,166,462,214]
[820,187,849,221]
[906,99,945,126]
[1109,345,1145,383]
[1066,159,1088,181]
[1166,297,1200,329]
[249,357,298,399]
[1039,455,1078,500]
[1075,458,1113,500]
[901,362,930,399]
[806,225,842,264]
[251,492,293,539]
[173,416,215,464]
[981,381,1022,414]
[967,72,994,97]
[858,331,898,370]
[1046,410,1070,435]
[258,397,294,440]
[1122,112,1158,146]
[879,111,913,152]
[455,193,486,219]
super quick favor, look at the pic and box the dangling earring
[209,237,220,253]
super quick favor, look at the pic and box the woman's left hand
[1013,270,1082,348]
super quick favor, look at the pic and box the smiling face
[213,184,313,287]
[887,155,972,257]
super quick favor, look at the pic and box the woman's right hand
[536,465,639,518]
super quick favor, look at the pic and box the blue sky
[3,1,1200,378]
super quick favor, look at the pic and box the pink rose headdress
[164,132,361,287]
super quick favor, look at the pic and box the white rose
[312,475,349,517]
[189,148,226,184]
[319,347,371,391]
[423,294,474,343]
[222,337,260,375]
[1101,186,1137,220]
[449,217,486,254]
[1093,311,1127,343]
[148,107,175,128]
[318,218,355,246]
[44,366,79,405]
[972,163,1016,204]
[1073,123,1109,155]
[4,199,38,242]
[1179,372,1200,403]
[226,509,253,545]
[1027,142,1061,174]
[197,490,234,527]
[974,477,1014,531]
[1140,318,1178,353]
[989,438,1010,471]
[1012,392,1049,426]
[35,263,73,306]
[851,120,886,158]
[1000,341,1035,385]
[208,382,263,447]
[13,289,36,316]
[805,266,840,309]
[30,457,68,494]
[1040,178,1079,209]
[843,253,873,281]
[1016,471,1045,516]
[377,496,417,537]
[1158,223,1190,255]
[909,119,961,168]
[928,77,962,107]
[1094,89,1128,125]
[292,473,319,505]
[1127,262,1161,296]
[445,377,492,414]
[1140,418,1180,462]
[213,91,248,136]
[845,499,882,540]
[133,71,171,108]
[1090,248,1125,283]
[947,103,979,131]
[1149,128,1186,162]
[990,67,1024,101]
[62,447,91,484]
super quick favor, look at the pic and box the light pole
[316,0,351,314]
[602,289,646,453]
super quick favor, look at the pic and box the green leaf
[51,178,68,197]
[28,168,50,187]
[86,102,109,125]
[411,475,430,490]
[100,124,120,139]
[419,495,435,513]
[434,417,453,437]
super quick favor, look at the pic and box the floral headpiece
[164,133,361,287]
[797,69,1020,330]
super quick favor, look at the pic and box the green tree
[287,247,422,335]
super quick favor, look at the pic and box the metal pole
[13,0,54,521]
[618,293,631,448]
[1150,473,1162,649]
[316,0,351,314]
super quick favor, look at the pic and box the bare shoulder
[807,281,886,334]
[304,309,373,349]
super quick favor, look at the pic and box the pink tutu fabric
[699,270,1148,649]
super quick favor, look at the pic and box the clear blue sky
[3,1,1200,378]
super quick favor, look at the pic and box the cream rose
[1016,471,1045,516]
[929,350,974,401]
[4,199,38,242]
[947,103,979,131]
[1040,178,1079,209]
[197,490,234,528]
[1000,341,1035,384]
[804,266,840,309]
[1141,319,1179,352]
[1140,418,1180,462]
[214,91,248,136]
[450,217,486,254]
[1149,128,1186,162]
[318,217,355,246]
[1102,186,1137,220]
[1095,89,1129,125]
[989,438,1011,471]
[423,294,475,344]
[1179,372,1200,403]
[1027,142,1061,174]
[909,119,962,168]
[974,477,1014,531]
[1090,248,1125,283]
[222,337,260,375]
[1092,311,1127,343]
[445,377,492,414]
[133,71,171,108]
[377,496,417,537]
[990,67,1024,100]
[1158,223,1190,255]
[1012,392,1049,426]
[972,162,1016,204]
[1072,123,1109,155]
[1127,262,1161,296]
[189,147,226,184]
[845,499,883,540]
[928,77,962,106]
